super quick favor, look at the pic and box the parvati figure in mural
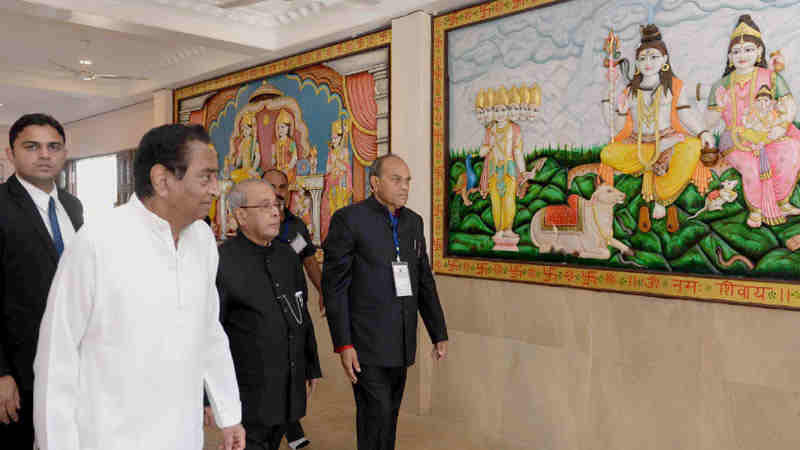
[479,86,536,244]
[325,117,352,217]
[705,14,800,227]
[272,109,299,187]
[601,24,714,233]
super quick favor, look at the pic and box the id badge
[290,234,308,254]
[392,261,413,297]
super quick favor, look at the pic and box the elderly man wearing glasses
[210,178,322,450]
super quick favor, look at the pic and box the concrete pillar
[391,11,434,416]
[153,89,173,126]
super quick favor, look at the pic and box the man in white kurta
[33,124,244,450]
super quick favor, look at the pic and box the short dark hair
[134,124,211,198]
[371,154,405,178]
[262,168,288,183]
[9,113,66,148]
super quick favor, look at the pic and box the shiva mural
[434,1,800,307]
[174,40,389,244]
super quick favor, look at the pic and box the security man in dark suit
[0,113,83,447]
[323,154,448,450]
[214,179,322,450]
[263,169,322,310]
[262,168,321,449]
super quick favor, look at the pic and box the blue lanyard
[277,221,290,243]
[389,213,400,262]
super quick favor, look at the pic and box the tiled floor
[203,395,490,450]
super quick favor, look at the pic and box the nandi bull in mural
[529,181,634,260]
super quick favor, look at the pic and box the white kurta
[33,195,241,450]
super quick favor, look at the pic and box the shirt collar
[128,194,175,236]
[17,175,58,212]
[235,230,274,253]
[367,195,404,219]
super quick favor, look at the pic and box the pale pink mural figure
[706,14,800,228]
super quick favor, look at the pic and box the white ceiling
[0,0,484,127]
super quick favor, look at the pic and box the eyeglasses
[239,200,283,211]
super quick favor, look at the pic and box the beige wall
[0,127,11,181]
[0,126,8,151]
[428,277,800,449]
[65,100,154,159]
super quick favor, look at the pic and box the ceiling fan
[218,0,382,9]
[49,60,149,82]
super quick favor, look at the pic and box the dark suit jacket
[0,174,83,390]
[217,233,321,428]
[322,196,448,368]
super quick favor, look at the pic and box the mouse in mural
[600,24,714,234]
[687,179,739,219]
[529,183,633,260]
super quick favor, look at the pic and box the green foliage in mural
[446,148,800,279]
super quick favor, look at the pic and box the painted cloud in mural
[448,0,800,150]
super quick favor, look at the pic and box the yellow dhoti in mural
[601,76,711,233]
[487,167,518,233]
[601,135,702,206]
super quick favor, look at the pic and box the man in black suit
[213,179,321,450]
[0,114,83,447]
[323,154,448,450]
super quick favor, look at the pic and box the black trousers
[0,388,34,449]
[352,365,407,450]
[246,423,287,450]
[286,420,305,441]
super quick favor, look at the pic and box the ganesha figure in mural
[705,14,800,228]
[600,24,715,234]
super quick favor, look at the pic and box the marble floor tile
[204,395,488,450]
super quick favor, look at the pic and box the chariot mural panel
[174,32,390,245]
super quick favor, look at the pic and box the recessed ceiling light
[0,103,4,107]
[80,59,93,66]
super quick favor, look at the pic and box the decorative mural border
[173,29,392,122]
[430,0,800,309]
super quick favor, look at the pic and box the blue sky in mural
[208,72,350,174]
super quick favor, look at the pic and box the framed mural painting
[432,0,800,309]
[174,30,390,246]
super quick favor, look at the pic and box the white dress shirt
[34,195,241,450]
[17,175,76,245]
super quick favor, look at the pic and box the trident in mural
[603,29,621,144]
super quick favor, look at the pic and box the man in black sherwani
[214,178,322,450]
[323,154,448,450]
